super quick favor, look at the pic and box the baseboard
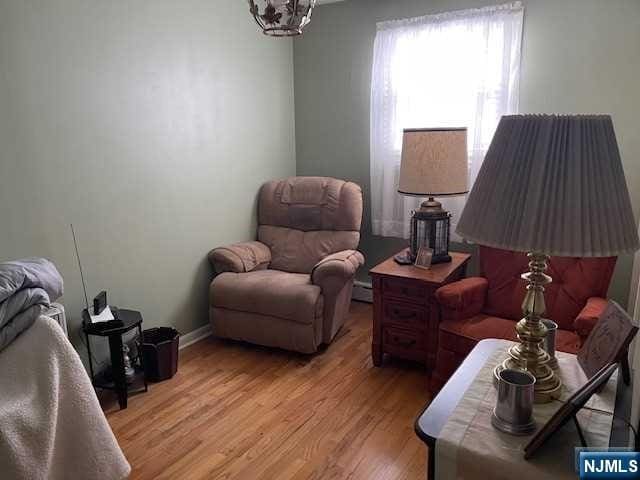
[352,280,373,303]
[179,323,212,350]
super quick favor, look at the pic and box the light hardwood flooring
[104,302,430,480]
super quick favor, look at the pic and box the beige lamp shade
[456,115,640,257]
[398,128,469,196]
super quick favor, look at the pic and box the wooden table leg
[428,444,435,479]
[372,344,383,367]
[371,276,383,367]
[108,333,128,409]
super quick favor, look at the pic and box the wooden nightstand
[370,251,471,370]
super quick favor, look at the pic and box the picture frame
[577,300,638,384]
[414,246,433,270]
[523,362,618,460]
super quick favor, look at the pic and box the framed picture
[577,301,638,383]
[523,362,618,460]
[414,247,433,270]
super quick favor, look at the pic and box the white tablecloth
[435,340,617,480]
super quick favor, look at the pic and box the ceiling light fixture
[248,0,317,37]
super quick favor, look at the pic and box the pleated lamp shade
[456,115,639,257]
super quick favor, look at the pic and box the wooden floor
[104,302,430,480]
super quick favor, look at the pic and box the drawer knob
[393,336,416,347]
[393,309,417,320]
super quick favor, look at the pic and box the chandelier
[249,0,317,37]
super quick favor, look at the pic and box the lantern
[409,203,451,264]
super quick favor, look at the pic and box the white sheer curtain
[370,2,524,239]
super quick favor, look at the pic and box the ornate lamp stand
[495,253,562,403]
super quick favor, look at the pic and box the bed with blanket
[0,258,130,480]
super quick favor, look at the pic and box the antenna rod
[71,224,90,311]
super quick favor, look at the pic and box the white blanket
[0,316,131,480]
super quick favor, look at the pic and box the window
[370,2,524,239]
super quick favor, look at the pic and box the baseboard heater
[352,280,373,303]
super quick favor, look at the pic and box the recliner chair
[208,176,364,353]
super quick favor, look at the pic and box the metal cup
[491,369,536,435]
[541,319,559,369]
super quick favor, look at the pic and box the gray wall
[0,1,295,353]
[294,0,640,305]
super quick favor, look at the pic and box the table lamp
[396,128,468,264]
[456,114,639,403]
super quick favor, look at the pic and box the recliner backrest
[258,177,363,273]
[479,246,616,330]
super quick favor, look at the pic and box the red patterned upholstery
[431,246,616,392]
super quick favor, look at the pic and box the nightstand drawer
[383,327,424,361]
[383,326,422,350]
[383,300,425,330]
[382,277,428,303]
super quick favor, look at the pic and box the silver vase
[491,369,536,435]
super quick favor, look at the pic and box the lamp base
[431,254,452,264]
[419,197,445,213]
[407,197,452,265]
[493,252,562,404]
[394,249,452,265]
[494,358,562,404]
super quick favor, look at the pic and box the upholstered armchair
[431,245,616,391]
[208,177,364,354]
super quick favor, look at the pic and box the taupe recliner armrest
[311,250,364,291]
[208,241,271,274]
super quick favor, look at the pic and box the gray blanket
[0,258,63,351]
